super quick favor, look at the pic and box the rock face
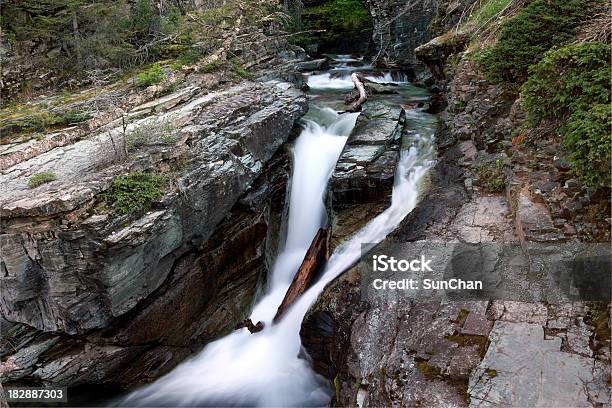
[469,320,609,407]
[0,148,291,388]
[327,101,404,246]
[0,78,307,387]
[330,101,403,208]
[0,81,306,335]
[362,0,437,71]
[415,31,469,81]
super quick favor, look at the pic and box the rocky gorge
[1,0,611,406]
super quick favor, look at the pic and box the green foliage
[520,42,611,186]
[476,159,506,192]
[478,0,593,85]
[467,0,512,27]
[128,0,160,41]
[28,172,56,188]
[135,63,165,87]
[586,302,611,342]
[7,110,91,136]
[200,61,225,73]
[415,359,442,379]
[230,58,249,78]
[103,171,166,215]
[298,0,371,51]
[521,42,610,122]
[562,104,611,186]
[1,0,186,76]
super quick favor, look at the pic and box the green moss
[28,172,56,188]
[2,109,92,139]
[333,374,341,403]
[355,377,362,391]
[478,0,595,85]
[200,60,225,73]
[415,359,442,379]
[585,302,611,343]
[475,159,506,192]
[520,42,611,187]
[135,63,165,87]
[485,368,498,377]
[230,58,250,78]
[446,334,490,358]
[454,309,470,326]
[103,171,167,215]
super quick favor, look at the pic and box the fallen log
[273,228,330,323]
[346,73,368,112]
[344,82,399,106]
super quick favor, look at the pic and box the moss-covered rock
[296,0,372,54]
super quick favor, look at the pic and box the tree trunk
[273,228,330,323]
[72,11,81,68]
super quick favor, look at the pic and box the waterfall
[121,69,435,408]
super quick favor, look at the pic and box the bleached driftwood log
[347,72,368,112]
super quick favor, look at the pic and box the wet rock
[327,101,407,245]
[294,58,329,72]
[362,0,437,71]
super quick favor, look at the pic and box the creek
[121,55,436,407]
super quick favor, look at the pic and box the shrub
[521,42,610,122]
[230,58,249,78]
[103,171,167,215]
[7,110,91,137]
[476,159,506,192]
[562,104,611,187]
[520,42,611,186]
[478,0,594,85]
[127,118,175,149]
[135,63,165,87]
[28,172,56,188]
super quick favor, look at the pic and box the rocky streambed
[0,49,433,399]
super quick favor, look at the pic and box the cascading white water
[365,71,410,84]
[307,71,409,92]
[121,69,435,408]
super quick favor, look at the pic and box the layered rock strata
[0,80,307,387]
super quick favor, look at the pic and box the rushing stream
[121,56,436,407]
